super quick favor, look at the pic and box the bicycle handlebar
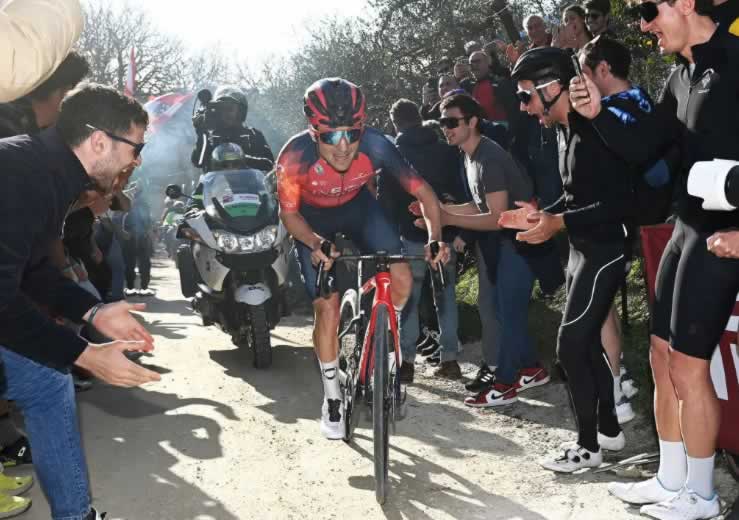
[315,241,446,299]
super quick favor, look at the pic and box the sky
[105,0,370,65]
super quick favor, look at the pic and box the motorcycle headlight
[214,231,240,253]
[238,235,256,252]
[255,226,278,251]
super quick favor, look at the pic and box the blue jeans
[399,239,459,363]
[493,239,538,385]
[0,348,91,520]
[476,245,500,367]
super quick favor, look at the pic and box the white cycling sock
[657,439,688,491]
[613,375,624,402]
[687,454,715,499]
[319,358,341,401]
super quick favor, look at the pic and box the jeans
[0,347,91,520]
[476,244,500,367]
[493,239,538,385]
[399,239,459,363]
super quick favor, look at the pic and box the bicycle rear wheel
[372,305,391,504]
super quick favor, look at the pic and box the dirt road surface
[12,259,738,519]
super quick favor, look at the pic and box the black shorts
[651,218,739,360]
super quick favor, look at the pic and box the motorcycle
[165,167,290,368]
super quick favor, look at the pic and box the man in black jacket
[382,99,465,382]
[0,83,160,520]
[501,45,666,473]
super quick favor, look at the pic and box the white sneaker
[621,378,639,399]
[598,431,626,452]
[319,398,345,440]
[640,487,720,520]
[540,445,602,473]
[608,477,680,505]
[616,398,635,424]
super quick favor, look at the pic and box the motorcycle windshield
[202,168,277,233]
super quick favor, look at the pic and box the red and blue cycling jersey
[275,127,424,213]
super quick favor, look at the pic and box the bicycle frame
[357,270,400,388]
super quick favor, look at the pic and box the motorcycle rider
[190,85,273,173]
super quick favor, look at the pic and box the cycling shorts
[651,218,739,360]
[293,188,403,301]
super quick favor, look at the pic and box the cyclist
[276,78,449,440]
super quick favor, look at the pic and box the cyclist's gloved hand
[425,240,450,270]
[644,159,670,188]
[311,239,340,270]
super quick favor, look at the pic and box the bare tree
[77,0,187,98]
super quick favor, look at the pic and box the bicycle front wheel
[372,304,391,505]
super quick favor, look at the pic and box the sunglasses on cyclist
[438,116,470,129]
[516,80,560,106]
[318,129,362,145]
[634,1,665,23]
[86,124,146,158]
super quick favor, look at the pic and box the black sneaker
[425,349,441,366]
[398,362,415,384]
[0,436,32,467]
[465,363,496,393]
[85,508,106,520]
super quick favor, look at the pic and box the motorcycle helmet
[213,85,249,122]
[303,78,366,133]
[210,143,245,170]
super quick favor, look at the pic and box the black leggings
[557,239,626,452]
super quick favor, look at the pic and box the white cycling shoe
[608,476,680,505]
[319,398,345,440]
[640,487,720,520]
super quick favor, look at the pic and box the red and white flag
[124,48,136,98]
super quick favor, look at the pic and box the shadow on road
[79,386,240,520]
[348,434,548,520]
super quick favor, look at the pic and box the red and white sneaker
[515,367,550,392]
[464,383,518,407]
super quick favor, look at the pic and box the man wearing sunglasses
[500,45,665,473]
[585,0,615,37]
[275,78,449,440]
[606,1,739,518]
[0,83,159,520]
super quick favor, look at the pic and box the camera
[192,89,228,133]
[687,159,739,211]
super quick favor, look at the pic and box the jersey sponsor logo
[315,163,325,175]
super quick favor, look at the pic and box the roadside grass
[455,257,654,414]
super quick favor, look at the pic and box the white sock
[686,454,715,500]
[657,439,688,491]
[613,375,624,403]
[319,358,341,401]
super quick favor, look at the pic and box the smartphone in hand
[570,53,591,103]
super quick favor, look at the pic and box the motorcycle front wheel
[246,304,272,369]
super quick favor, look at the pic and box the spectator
[384,99,464,381]
[432,94,550,407]
[462,51,511,123]
[122,183,155,297]
[525,15,553,49]
[0,83,160,520]
[439,74,459,98]
[554,5,593,50]
[453,57,471,82]
[436,56,454,75]
[585,0,614,37]
[608,0,739,517]
[420,77,441,120]
[0,0,83,103]
[464,40,483,55]
[504,45,663,472]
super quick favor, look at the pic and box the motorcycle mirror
[197,89,213,105]
[165,184,183,199]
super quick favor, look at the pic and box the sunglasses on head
[516,79,560,105]
[86,124,145,158]
[438,116,470,129]
[635,0,665,23]
[318,128,362,145]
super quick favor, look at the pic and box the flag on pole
[124,48,136,98]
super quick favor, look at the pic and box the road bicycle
[317,241,444,504]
